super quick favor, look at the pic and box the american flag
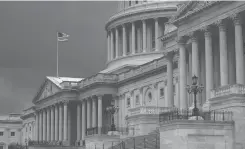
[57,32,69,41]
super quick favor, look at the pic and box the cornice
[105,2,178,30]
[171,1,220,26]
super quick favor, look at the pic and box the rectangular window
[135,0,138,4]
[26,127,27,132]
[160,88,164,97]
[0,132,3,136]
[30,127,31,131]
[11,132,15,136]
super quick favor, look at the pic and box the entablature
[34,89,78,110]
[106,1,178,30]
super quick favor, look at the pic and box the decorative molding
[229,13,242,25]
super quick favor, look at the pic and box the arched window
[135,95,140,106]
[148,92,152,102]
[127,98,131,108]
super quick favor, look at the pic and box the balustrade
[128,106,176,116]
[210,84,245,98]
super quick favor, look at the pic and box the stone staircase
[109,130,160,149]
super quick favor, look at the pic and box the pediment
[172,1,215,24]
[34,79,61,103]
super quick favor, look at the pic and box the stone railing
[107,1,177,24]
[210,84,245,98]
[128,106,177,116]
[118,58,166,81]
[78,73,118,88]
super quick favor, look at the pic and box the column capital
[200,25,212,37]
[229,13,242,26]
[176,36,186,46]
[96,94,103,99]
[186,31,198,42]
[62,100,69,106]
[141,18,146,23]
[214,19,226,31]
[153,17,159,21]
[164,80,168,86]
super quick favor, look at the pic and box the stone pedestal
[107,131,120,136]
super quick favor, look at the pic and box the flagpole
[56,32,59,77]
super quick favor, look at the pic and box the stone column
[191,33,199,78]
[50,106,55,141]
[46,108,50,141]
[115,28,119,58]
[63,101,68,141]
[142,19,147,53]
[155,18,159,51]
[122,24,126,56]
[233,14,244,84]
[191,33,200,108]
[110,30,114,60]
[35,112,39,141]
[59,103,63,141]
[178,38,187,109]
[43,109,46,141]
[217,20,229,86]
[132,22,136,54]
[204,27,214,100]
[97,95,103,135]
[92,96,97,128]
[107,32,111,61]
[77,102,81,141]
[54,104,59,141]
[166,52,174,107]
[82,100,86,140]
[68,106,71,144]
[175,77,180,108]
[87,99,91,129]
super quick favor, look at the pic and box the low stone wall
[159,120,234,149]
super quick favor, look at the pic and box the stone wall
[159,120,234,149]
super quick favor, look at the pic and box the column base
[75,140,83,146]
[62,140,70,146]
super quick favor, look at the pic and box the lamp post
[186,75,204,116]
[106,100,119,131]
[25,138,28,149]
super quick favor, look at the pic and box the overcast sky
[0,1,117,114]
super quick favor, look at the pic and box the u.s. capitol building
[4,1,245,149]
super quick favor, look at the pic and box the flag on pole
[57,32,69,41]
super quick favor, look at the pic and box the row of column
[35,101,69,142]
[178,14,244,109]
[107,18,162,61]
[76,95,103,141]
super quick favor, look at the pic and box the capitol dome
[101,0,179,74]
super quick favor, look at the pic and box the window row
[0,131,15,136]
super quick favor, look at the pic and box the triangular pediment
[33,78,61,103]
[171,1,215,24]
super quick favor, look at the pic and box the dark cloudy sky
[0,1,117,114]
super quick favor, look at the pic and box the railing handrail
[159,109,233,124]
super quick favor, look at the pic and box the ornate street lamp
[106,100,119,131]
[25,138,28,149]
[186,75,204,116]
